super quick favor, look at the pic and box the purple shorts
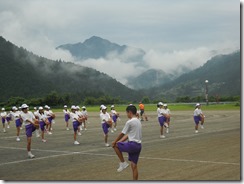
[64,114,70,122]
[102,122,110,134]
[117,141,142,164]
[25,124,36,137]
[73,121,80,132]
[15,119,22,127]
[194,116,201,124]
[39,121,46,131]
[158,116,165,127]
[47,117,52,124]
[112,115,117,123]
[2,117,5,124]
[6,117,11,122]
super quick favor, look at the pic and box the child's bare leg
[131,162,138,180]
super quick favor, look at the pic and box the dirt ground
[0,109,240,181]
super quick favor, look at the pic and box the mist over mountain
[145,51,241,101]
[126,69,175,89]
[0,36,141,102]
[56,36,232,90]
[57,36,146,64]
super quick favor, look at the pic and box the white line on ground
[0,146,239,167]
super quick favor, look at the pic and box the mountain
[145,51,241,101]
[126,69,175,89]
[0,36,141,102]
[56,36,146,64]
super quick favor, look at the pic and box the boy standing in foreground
[112,105,142,180]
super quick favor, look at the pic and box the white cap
[48,106,51,109]
[34,107,37,110]
[21,104,29,109]
[102,106,107,110]
[76,106,80,110]
[163,104,167,107]
[1,108,5,111]
[39,106,43,110]
[196,103,200,107]
[64,105,67,108]
[44,105,49,109]
[158,102,163,106]
[111,105,115,108]
[100,104,104,108]
[82,106,86,109]
[71,105,76,110]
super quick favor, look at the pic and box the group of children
[1,102,205,180]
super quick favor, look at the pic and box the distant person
[33,107,40,137]
[6,110,12,129]
[100,105,113,147]
[37,106,49,143]
[11,106,22,141]
[193,103,205,133]
[138,102,148,121]
[1,108,7,133]
[110,105,119,131]
[63,105,70,130]
[81,106,88,130]
[20,104,39,158]
[112,105,142,180]
[76,106,83,135]
[163,104,171,133]
[157,102,169,138]
[44,105,55,134]
[69,105,83,145]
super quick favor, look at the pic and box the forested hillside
[0,36,141,103]
[145,51,241,101]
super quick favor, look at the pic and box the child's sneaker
[66,127,69,131]
[28,152,35,159]
[16,137,20,142]
[78,132,82,136]
[74,141,80,145]
[42,139,47,143]
[160,135,165,139]
[105,143,110,147]
[195,130,198,133]
[117,162,129,172]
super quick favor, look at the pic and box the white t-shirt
[111,109,117,116]
[44,110,52,118]
[121,117,142,143]
[193,108,201,116]
[157,108,166,117]
[100,112,110,124]
[36,112,47,122]
[34,110,39,118]
[63,109,70,115]
[70,112,79,122]
[20,111,35,126]
[10,111,21,120]
[81,110,88,117]
[0,112,7,118]
[165,108,171,115]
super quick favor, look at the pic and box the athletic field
[0,109,240,181]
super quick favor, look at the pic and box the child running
[20,104,39,158]
[100,105,113,147]
[44,105,53,134]
[63,105,70,130]
[112,105,142,180]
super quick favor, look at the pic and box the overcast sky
[0,0,240,84]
